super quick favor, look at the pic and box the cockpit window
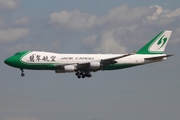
[14,51,30,56]
[14,52,21,55]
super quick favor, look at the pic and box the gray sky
[0,0,180,120]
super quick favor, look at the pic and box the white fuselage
[21,51,167,65]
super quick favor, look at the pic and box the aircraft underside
[18,63,140,79]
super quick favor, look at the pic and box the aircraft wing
[101,52,135,64]
[54,52,134,71]
[76,53,133,71]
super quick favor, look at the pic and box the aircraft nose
[4,57,13,66]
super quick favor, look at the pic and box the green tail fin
[136,30,172,54]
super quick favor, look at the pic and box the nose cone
[4,51,30,68]
[4,56,20,68]
[4,57,14,66]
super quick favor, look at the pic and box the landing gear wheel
[82,75,85,78]
[75,72,79,76]
[21,73,25,77]
[80,72,83,75]
[77,75,81,79]
[87,73,92,78]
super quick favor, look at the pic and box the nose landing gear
[20,69,25,77]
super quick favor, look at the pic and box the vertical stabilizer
[136,30,172,54]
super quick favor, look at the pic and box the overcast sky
[0,0,180,120]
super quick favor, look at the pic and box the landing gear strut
[20,69,25,77]
[75,71,92,79]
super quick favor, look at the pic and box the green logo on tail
[157,35,167,50]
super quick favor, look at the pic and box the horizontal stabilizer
[144,54,173,60]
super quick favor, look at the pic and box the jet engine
[89,62,101,70]
[64,65,75,71]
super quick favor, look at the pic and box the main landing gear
[75,71,92,79]
[20,69,25,77]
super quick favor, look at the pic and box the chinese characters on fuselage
[29,54,56,62]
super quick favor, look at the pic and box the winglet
[136,30,172,54]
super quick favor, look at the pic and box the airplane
[4,30,173,78]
